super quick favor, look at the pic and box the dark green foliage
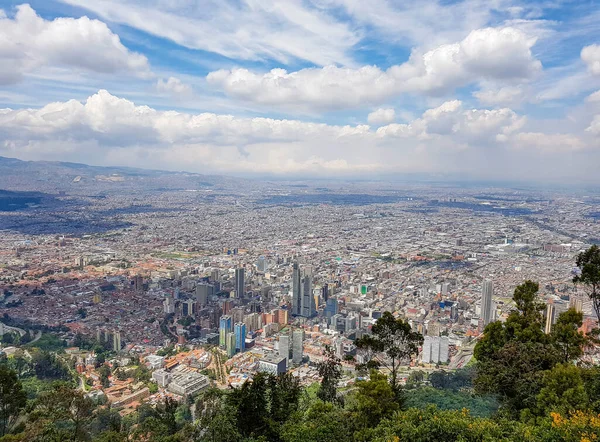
[404,387,499,417]
[31,350,70,380]
[574,245,600,321]
[355,312,423,398]
[0,367,27,436]
[226,372,302,441]
[316,346,343,405]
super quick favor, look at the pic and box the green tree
[27,383,94,441]
[536,363,588,416]
[90,407,122,437]
[574,245,600,322]
[474,281,560,416]
[551,308,587,363]
[281,401,352,442]
[0,367,27,437]
[355,312,423,398]
[352,370,399,432]
[316,346,343,405]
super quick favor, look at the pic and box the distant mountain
[0,155,240,195]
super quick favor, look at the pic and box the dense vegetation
[0,246,600,441]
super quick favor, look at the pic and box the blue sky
[0,0,599,181]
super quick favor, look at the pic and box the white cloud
[587,116,600,135]
[582,44,600,75]
[367,109,395,125]
[156,77,192,97]
[0,91,594,180]
[511,132,585,151]
[474,86,526,106]
[207,27,541,110]
[587,90,600,103]
[59,0,359,67]
[0,4,149,85]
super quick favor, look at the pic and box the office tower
[450,304,459,321]
[292,262,302,316]
[422,336,432,363]
[219,315,232,347]
[421,336,449,364]
[279,334,290,361]
[163,297,175,314]
[322,284,329,302]
[292,329,304,365]
[256,256,267,273]
[222,300,233,315]
[226,332,236,358]
[439,336,449,363]
[210,269,220,283]
[235,267,245,298]
[196,283,212,307]
[442,282,450,296]
[545,303,556,334]
[234,323,246,352]
[570,296,584,314]
[300,266,316,318]
[325,297,339,322]
[113,331,121,352]
[345,315,357,333]
[481,279,494,326]
[230,307,244,324]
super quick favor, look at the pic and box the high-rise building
[570,296,584,314]
[325,297,339,322]
[421,336,449,364]
[291,262,302,316]
[292,329,304,365]
[226,332,236,358]
[301,267,316,318]
[545,303,556,334]
[256,256,268,273]
[235,268,245,298]
[196,283,213,307]
[113,331,121,352]
[481,279,494,326]
[279,334,290,361]
[219,315,232,347]
[234,322,246,352]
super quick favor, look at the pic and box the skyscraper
[292,264,316,318]
[279,334,290,361]
[291,262,301,316]
[235,267,245,299]
[292,329,304,365]
[196,283,213,307]
[219,315,232,347]
[545,303,556,334]
[226,332,236,358]
[234,322,246,352]
[481,279,494,326]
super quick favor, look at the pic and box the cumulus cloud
[587,116,600,135]
[582,45,600,75]
[207,27,541,110]
[368,109,395,125]
[156,77,192,97]
[0,90,593,180]
[474,86,526,106]
[587,90,600,102]
[0,4,150,85]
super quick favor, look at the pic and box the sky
[0,0,599,182]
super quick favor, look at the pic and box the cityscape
[2,0,600,440]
